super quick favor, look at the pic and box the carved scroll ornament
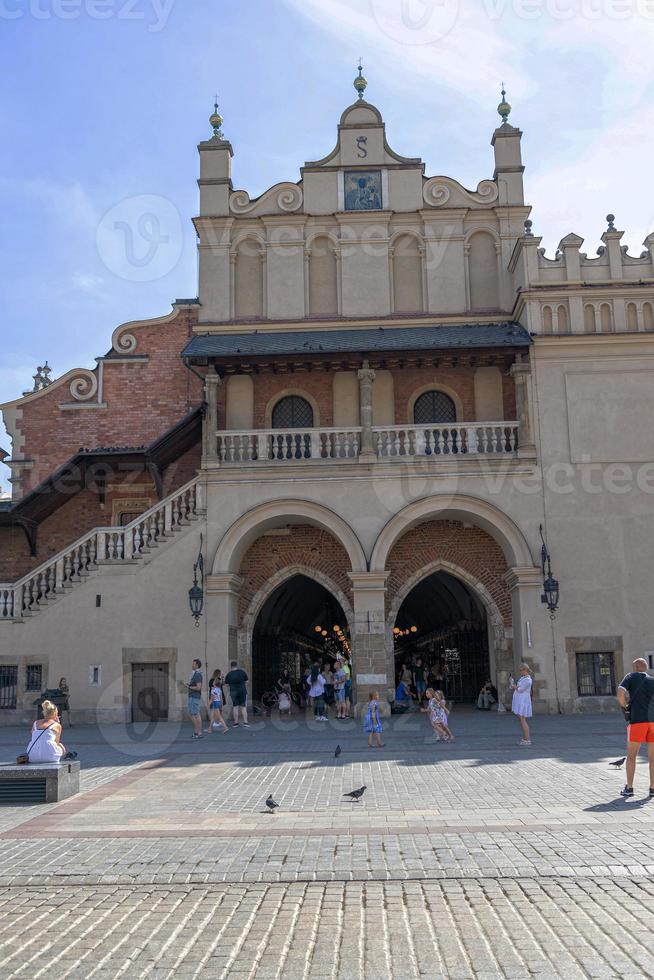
[423,177,499,208]
[230,182,303,215]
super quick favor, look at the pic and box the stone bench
[0,761,80,803]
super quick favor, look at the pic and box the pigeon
[265,794,280,814]
[335,745,341,760]
[343,786,366,802]
[609,757,626,769]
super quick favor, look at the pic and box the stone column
[348,571,390,714]
[357,360,376,462]
[202,367,222,468]
[510,354,536,455]
[205,572,243,678]
[505,566,562,714]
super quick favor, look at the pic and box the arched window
[542,306,553,334]
[557,305,569,334]
[271,395,314,429]
[584,304,596,334]
[644,302,654,332]
[413,390,457,425]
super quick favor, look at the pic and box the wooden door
[131,663,169,722]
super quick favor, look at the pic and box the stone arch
[212,499,367,574]
[370,493,534,571]
[626,302,638,331]
[542,305,553,335]
[241,563,355,636]
[557,304,570,335]
[584,304,597,334]
[406,382,464,423]
[386,558,507,648]
[600,302,614,334]
[264,388,321,428]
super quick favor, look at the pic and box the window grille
[576,652,615,697]
[413,390,457,425]
[26,664,42,692]
[0,666,18,709]
[271,396,314,429]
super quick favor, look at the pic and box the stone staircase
[0,477,203,622]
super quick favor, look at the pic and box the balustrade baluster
[414,428,426,456]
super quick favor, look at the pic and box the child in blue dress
[364,691,384,748]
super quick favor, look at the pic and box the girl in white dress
[25,700,66,762]
[511,664,533,745]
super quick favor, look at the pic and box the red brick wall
[252,374,334,428]
[385,520,512,625]
[237,525,352,623]
[0,447,200,582]
[391,367,475,423]
[13,306,203,492]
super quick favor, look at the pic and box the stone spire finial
[606,213,616,231]
[524,219,533,237]
[353,60,367,101]
[497,82,511,124]
[209,94,224,139]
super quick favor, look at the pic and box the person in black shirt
[225,660,250,728]
[617,658,654,798]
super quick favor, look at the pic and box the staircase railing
[0,477,202,621]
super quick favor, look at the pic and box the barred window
[413,390,456,425]
[576,653,615,697]
[271,396,314,429]
[0,666,17,709]
[26,664,43,692]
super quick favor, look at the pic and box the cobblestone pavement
[1,711,653,977]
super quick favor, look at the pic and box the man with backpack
[617,657,654,798]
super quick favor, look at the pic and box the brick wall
[0,446,200,582]
[252,373,334,428]
[237,525,352,624]
[12,306,203,493]
[385,519,512,625]
[390,367,475,423]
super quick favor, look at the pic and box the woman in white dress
[510,664,533,745]
[25,700,67,763]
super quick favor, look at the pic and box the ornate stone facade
[1,79,653,722]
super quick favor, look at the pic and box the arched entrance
[393,569,490,701]
[250,573,351,702]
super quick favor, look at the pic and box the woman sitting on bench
[25,700,67,763]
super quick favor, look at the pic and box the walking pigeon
[265,794,280,813]
[343,786,366,802]
[609,757,626,769]
[335,745,341,759]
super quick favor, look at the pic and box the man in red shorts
[616,658,654,798]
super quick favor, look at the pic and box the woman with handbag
[23,700,68,763]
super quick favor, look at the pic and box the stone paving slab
[1,879,652,980]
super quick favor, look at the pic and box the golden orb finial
[353,60,367,101]
[209,94,224,138]
[497,82,511,124]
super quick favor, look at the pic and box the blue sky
[1,0,654,490]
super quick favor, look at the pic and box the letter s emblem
[356,136,368,158]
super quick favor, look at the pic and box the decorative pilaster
[348,571,391,713]
[357,360,376,461]
[510,354,536,455]
[202,367,222,468]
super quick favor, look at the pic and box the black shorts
[231,689,247,708]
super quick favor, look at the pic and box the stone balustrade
[374,422,519,458]
[217,428,362,462]
[214,422,519,464]
[0,478,200,622]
